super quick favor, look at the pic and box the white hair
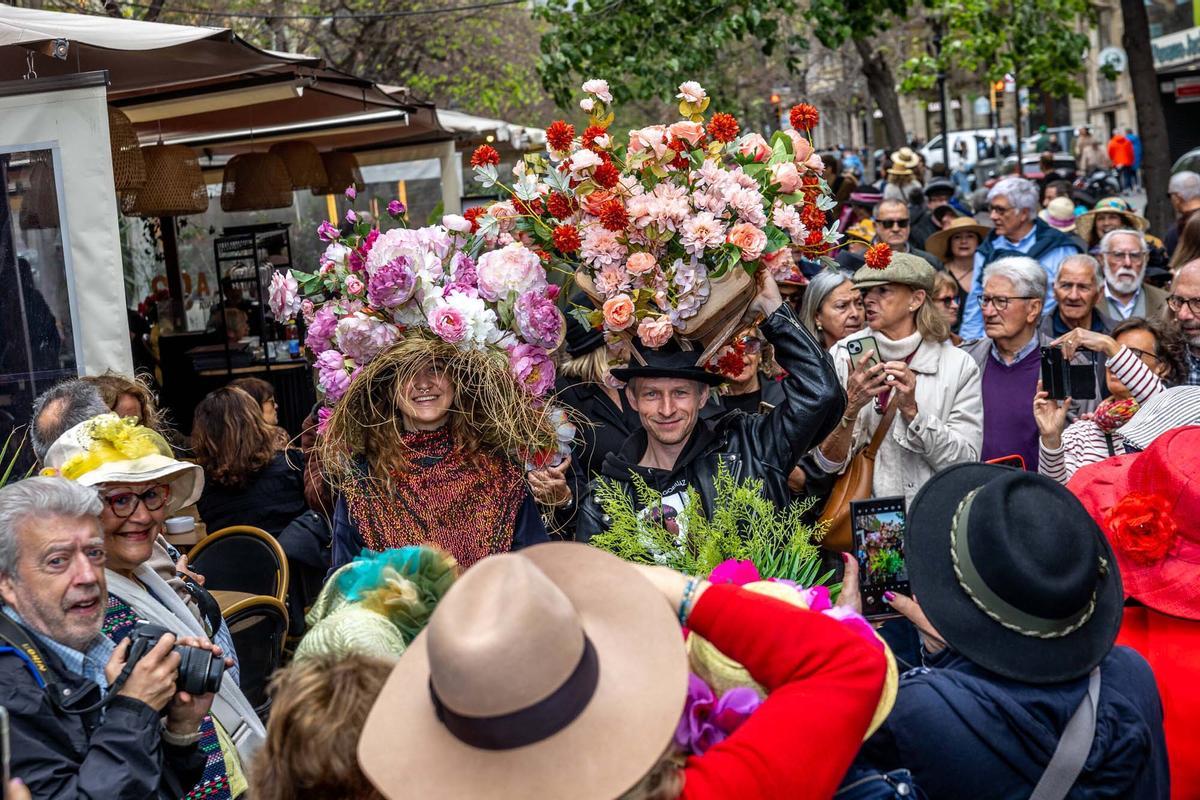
[1169,171,1200,202]
[0,477,101,578]
[1057,253,1102,288]
[1099,228,1148,254]
[987,177,1040,217]
[983,256,1047,301]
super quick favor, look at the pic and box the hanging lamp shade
[268,141,328,190]
[311,151,364,196]
[220,152,294,212]
[125,144,209,217]
[108,106,145,191]
[19,153,60,230]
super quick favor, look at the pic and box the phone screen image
[851,496,911,620]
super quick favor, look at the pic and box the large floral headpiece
[270,192,567,407]
[467,79,840,347]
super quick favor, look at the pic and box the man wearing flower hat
[575,273,845,542]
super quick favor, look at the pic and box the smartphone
[0,705,9,799]
[986,454,1027,470]
[846,335,882,370]
[850,496,911,621]
[1040,346,1097,401]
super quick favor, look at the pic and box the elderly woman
[815,253,983,505]
[799,269,865,349]
[43,414,266,794]
[1034,316,1186,484]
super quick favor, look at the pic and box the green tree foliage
[534,0,806,117]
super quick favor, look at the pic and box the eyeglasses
[1128,347,1162,365]
[875,218,909,229]
[986,204,1015,215]
[979,294,1039,310]
[102,484,170,519]
[1102,250,1147,263]
[935,295,959,308]
[735,336,763,354]
[1168,295,1200,315]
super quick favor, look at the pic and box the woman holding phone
[814,253,983,504]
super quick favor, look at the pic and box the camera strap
[0,613,124,716]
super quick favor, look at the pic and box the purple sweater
[981,348,1042,470]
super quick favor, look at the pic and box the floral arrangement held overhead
[467,80,840,348]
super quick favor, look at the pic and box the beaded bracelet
[678,578,699,625]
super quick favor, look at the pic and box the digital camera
[126,622,224,695]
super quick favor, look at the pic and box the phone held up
[1040,345,1097,402]
[851,496,911,621]
[846,335,882,370]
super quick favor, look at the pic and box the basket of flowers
[467,80,840,365]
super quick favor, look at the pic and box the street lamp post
[933,21,951,169]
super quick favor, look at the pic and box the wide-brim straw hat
[358,543,688,800]
[1076,197,1148,245]
[924,216,992,262]
[42,413,202,514]
[1068,426,1200,620]
[687,580,897,738]
[1039,196,1078,233]
[906,464,1122,684]
[891,147,921,171]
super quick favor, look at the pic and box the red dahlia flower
[593,161,620,189]
[470,145,500,168]
[789,103,820,131]
[708,113,740,143]
[553,224,582,254]
[546,120,576,152]
[547,193,576,220]
[463,206,485,232]
[865,243,892,270]
[598,199,629,231]
[800,203,826,231]
[581,125,609,149]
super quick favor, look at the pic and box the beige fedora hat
[358,542,688,800]
[924,216,992,262]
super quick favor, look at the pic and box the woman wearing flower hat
[43,414,266,798]
[1069,426,1200,799]
[355,542,887,800]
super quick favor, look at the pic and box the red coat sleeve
[680,584,887,800]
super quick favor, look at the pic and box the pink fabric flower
[568,149,603,177]
[626,252,657,275]
[267,271,300,320]
[300,298,315,324]
[344,274,365,296]
[602,294,636,331]
[580,226,628,270]
[669,121,705,146]
[316,350,351,402]
[628,125,670,158]
[305,306,338,354]
[426,303,467,344]
[709,559,761,586]
[680,212,727,255]
[443,214,472,234]
[636,315,674,348]
[514,290,565,349]
[770,162,803,193]
[334,312,400,364]
[367,257,416,308]
[317,220,340,242]
[581,78,613,102]
[823,606,884,652]
[727,223,768,262]
[798,585,833,612]
[345,186,357,200]
[786,130,815,163]
[346,209,358,225]
[476,243,547,302]
[676,81,707,104]
[509,344,556,396]
[674,673,761,756]
[316,405,333,435]
[738,133,771,163]
[387,200,406,217]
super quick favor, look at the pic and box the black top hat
[905,464,1123,684]
[609,336,726,386]
[564,292,605,358]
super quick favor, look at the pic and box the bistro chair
[187,525,289,606]
[222,594,289,719]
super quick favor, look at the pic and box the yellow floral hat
[41,414,203,513]
[687,580,898,739]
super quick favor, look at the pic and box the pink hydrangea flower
[514,290,564,349]
[509,343,556,396]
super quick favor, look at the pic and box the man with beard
[1166,259,1200,385]
[1095,229,1166,322]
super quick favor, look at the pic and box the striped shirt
[1039,346,1161,484]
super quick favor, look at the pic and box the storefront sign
[1153,27,1200,70]
[1175,76,1200,104]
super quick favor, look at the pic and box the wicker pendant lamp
[311,151,364,196]
[108,106,146,191]
[125,144,209,217]
[268,141,327,190]
[220,152,294,212]
[19,153,60,230]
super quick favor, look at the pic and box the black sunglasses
[876,218,910,229]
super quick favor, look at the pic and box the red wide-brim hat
[1068,426,1200,621]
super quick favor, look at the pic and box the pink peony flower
[509,343,557,396]
[727,223,768,262]
[443,214,472,234]
[581,78,613,102]
[676,81,707,104]
[305,306,338,353]
[628,125,670,158]
[268,271,300,320]
[669,121,705,146]
[367,257,416,308]
[514,290,565,349]
[602,294,636,331]
[317,220,340,242]
[674,673,760,756]
[476,243,547,302]
[636,315,674,349]
[316,350,351,402]
[626,252,657,275]
[738,133,771,163]
[568,149,603,176]
[335,312,400,364]
[770,162,803,193]
[426,302,467,344]
[709,559,762,586]
[344,274,365,296]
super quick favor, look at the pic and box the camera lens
[174,644,225,695]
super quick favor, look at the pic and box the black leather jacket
[576,304,846,542]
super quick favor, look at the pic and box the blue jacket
[858,646,1168,799]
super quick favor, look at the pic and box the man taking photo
[576,272,845,541]
[0,477,218,799]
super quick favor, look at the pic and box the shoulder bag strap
[1028,667,1102,800]
[863,400,900,460]
[1103,433,1117,457]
